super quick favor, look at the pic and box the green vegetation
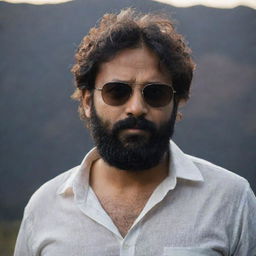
[0,221,20,256]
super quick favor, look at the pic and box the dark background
[0,0,255,221]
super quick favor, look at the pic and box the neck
[90,152,169,192]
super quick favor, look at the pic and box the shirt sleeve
[232,183,256,256]
[13,209,34,256]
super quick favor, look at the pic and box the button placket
[120,223,141,256]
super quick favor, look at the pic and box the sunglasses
[95,82,176,107]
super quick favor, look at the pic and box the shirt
[14,140,256,256]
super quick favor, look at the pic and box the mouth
[123,128,148,133]
[119,128,149,136]
[118,128,151,146]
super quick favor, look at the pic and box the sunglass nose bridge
[124,86,149,117]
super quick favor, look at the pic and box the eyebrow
[108,79,170,86]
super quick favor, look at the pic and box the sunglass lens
[144,84,173,107]
[102,82,131,106]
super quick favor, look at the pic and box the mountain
[0,0,255,220]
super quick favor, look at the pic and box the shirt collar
[169,140,204,182]
[57,148,100,196]
[57,140,204,196]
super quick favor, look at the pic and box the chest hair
[99,193,151,237]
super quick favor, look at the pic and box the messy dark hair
[71,8,195,120]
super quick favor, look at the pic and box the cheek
[93,94,123,124]
[93,91,104,107]
[93,93,106,116]
[151,107,173,123]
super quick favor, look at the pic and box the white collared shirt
[14,141,256,256]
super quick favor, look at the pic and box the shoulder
[23,165,80,218]
[186,154,250,196]
[183,154,256,228]
[186,155,256,253]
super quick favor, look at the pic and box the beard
[88,101,177,171]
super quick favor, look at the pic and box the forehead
[95,46,171,84]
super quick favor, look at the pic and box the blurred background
[0,0,255,254]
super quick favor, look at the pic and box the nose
[125,88,148,117]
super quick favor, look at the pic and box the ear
[176,98,188,122]
[82,90,92,118]
[178,98,187,108]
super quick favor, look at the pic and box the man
[14,8,256,256]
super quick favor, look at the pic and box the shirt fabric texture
[14,141,256,256]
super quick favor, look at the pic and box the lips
[122,128,149,134]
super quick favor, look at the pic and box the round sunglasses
[95,82,176,107]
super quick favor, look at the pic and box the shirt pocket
[163,247,220,256]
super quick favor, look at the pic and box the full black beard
[89,102,177,171]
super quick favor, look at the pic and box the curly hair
[71,8,195,120]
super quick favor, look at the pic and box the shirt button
[123,243,130,249]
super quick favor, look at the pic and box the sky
[153,0,256,9]
[2,0,256,9]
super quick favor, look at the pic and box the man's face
[83,46,178,171]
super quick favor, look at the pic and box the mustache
[112,116,157,135]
